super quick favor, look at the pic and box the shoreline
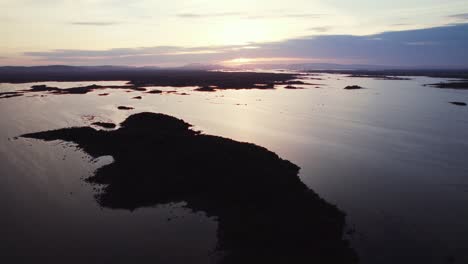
[21,112,358,263]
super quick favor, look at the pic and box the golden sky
[1,0,468,66]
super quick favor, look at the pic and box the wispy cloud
[405,41,438,46]
[177,12,325,20]
[248,13,325,19]
[24,45,255,61]
[283,14,324,18]
[70,21,120,26]
[448,13,468,20]
[23,24,468,67]
[177,12,243,18]
[308,26,332,33]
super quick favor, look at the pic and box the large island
[22,112,358,264]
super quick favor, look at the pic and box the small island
[450,102,467,106]
[117,106,134,110]
[344,85,363,90]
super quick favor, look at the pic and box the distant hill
[0,64,466,83]
[235,62,468,71]
[175,63,230,71]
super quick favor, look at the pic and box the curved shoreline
[21,112,358,263]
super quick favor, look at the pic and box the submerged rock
[344,85,363,90]
[283,80,307,85]
[195,86,217,92]
[284,85,304,89]
[21,113,357,264]
[91,122,117,129]
[117,106,134,110]
[147,89,162,94]
[426,82,468,89]
[349,74,411,80]
[450,101,467,106]
[0,92,24,99]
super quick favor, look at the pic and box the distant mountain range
[232,63,468,71]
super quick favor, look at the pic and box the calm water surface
[1,75,467,263]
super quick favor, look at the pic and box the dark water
[1,75,467,263]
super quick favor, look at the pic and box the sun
[226,58,255,65]
[217,20,269,45]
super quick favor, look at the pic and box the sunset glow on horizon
[1,0,468,67]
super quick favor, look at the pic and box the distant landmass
[1,64,467,84]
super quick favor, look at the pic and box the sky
[1,0,468,67]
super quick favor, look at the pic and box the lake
[1,73,467,263]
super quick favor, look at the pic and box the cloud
[23,23,468,67]
[177,12,325,20]
[247,13,326,20]
[282,14,324,18]
[308,26,332,33]
[405,41,439,46]
[23,45,253,66]
[70,21,120,26]
[176,12,243,18]
[448,13,468,20]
